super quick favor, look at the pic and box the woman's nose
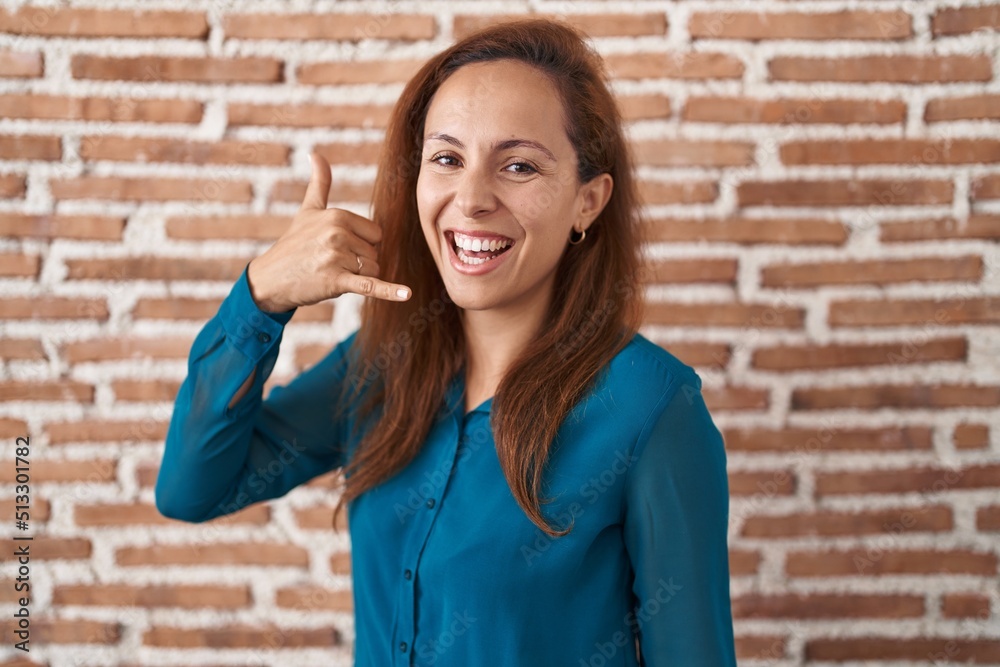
[452,163,498,218]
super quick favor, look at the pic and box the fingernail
[397,288,409,299]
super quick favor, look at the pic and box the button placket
[393,416,462,666]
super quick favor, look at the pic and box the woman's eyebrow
[424,132,557,162]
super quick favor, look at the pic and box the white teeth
[452,231,511,254]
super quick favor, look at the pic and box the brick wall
[0,1,998,665]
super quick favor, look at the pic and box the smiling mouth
[445,231,514,266]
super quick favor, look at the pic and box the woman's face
[416,58,611,314]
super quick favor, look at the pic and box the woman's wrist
[246,258,293,314]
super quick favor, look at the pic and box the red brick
[299,57,424,85]
[733,593,923,619]
[729,549,761,576]
[738,178,953,207]
[761,256,982,287]
[143,624,337,648]
[729,470,795,496]
[770,55,992,83]
[0,8,207,38]
[752,337,967,370]
[741,505,952,537]
[723,425,932,452]
[229,101,392,128]
[111,379,181,402]
[931,5,1000,36]
[0,338,45,360]
[605,51,744,80]
[645,301,805,328]
[0,497,48,522]
[793,384,1000,410]
[0,135,60,160]
[0,174,25,198]
[829,296,1000,327]
[0,618,119,644]
[47,419,167,444]
[50,177,252,203]
[295,506,349,532]
[926,94,1000,122]
[313,140,383,165]
[223,13,435,41]
[330,551,352,575]
[642,258,737,284]
[0,536,93,560]
[65,256,250,282]
[786,548,997,577]
[165,214,290,240]
[0,297,107,321]
[941,593,992,619]
[973,174,1000,201]
[646,216,847,245]
[702,385,770,412]
[454,13,667,40]
[637,181,718,205]
[75,502,267,526]
[653,341,731,371]
[275,585,352,611]
[635,139,754,167]
[881,215,1000,242]
[63,336,194,363]
[737,636,787,661]
[683,96,905,124]
[0,94,202,123]
[0,459,115,484]
[0,50,41,77]
[619,94,672,121]
[690,10,911,40]
[0,254,39,278]
[0,380,92,402]
[816,464,1000,496]
[80,136,289,165]
[269,179,371,204]
[954,423,990,450]
[0,417,28,438]
[781,139,1000,165]
[978,506,1000,531]
[117,542,306,567]
[72,55,282,84]
[0,214,124,240]
[53,584,250,609]
[806,637,1000,662]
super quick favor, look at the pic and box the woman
[156,18,737,666]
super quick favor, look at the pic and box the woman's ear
[576,173,613,231]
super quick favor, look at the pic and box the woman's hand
[246,152,412,313]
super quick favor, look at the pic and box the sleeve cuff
[219,262,297,361]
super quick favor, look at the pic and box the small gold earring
[568,227,586,245]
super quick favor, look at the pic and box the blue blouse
[156,262,737,666]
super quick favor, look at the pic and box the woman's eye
[428,153,458,167]
[506,161,537,174]
[426,154,537,175]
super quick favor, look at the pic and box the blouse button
[426,498,435,509]
[404,569,412,580]
[399,641,408,652]
[257,332,271,343]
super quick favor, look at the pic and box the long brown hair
[330,17,647,537]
